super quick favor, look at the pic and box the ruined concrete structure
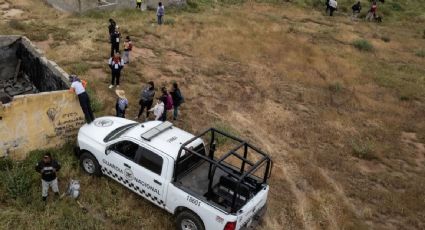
[46,0,186,12]
[0,36,84,159]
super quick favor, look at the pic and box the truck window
[137,148,163,175]
[112,141,139,160]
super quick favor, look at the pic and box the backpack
[165,94,173,110]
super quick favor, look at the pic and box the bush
[329,82,342,93]
[415,50,425,58]
[381,36,391,42]
[352,39,374,52]
[0,157,13,171]
[351,139,378,160]
[164,18,176,26]
[0,164,33,200]
[8,19,26,31]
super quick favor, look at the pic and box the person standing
[35,152,61,201]
[111,26,121,57]
[161,86,173,120]
[69,75,95,123]
[351,1,362,20]
[149,97,165,121]
[366,1,377,21]
[328,0,338,16]
[123,36,133,64]
[170,82,184,120]
[136,81,155,120]
[325,0,330,14]
[108,52,124,89]
[115,90,128,118]
[157,2,165,25]
[136,0,142,9]
[108,19,116,41]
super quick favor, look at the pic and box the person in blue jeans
[170,82,184,120]
[157,2,164,25]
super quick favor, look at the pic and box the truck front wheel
[176,210,205,230]
[80,152,101,176]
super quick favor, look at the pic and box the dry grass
[1,0,425,229]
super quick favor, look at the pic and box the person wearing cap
[115,90,128,118]
[110,25,121,57]
[35,152,61,201]
[69,75,95,123]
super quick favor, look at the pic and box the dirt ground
[1,0,425,229]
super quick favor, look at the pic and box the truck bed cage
[174,128,273,213]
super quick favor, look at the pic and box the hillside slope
[1,0,425,229]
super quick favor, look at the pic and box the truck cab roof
[123,120,202,160]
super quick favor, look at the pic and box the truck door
[103,140,139,186]
[132,146,167,208]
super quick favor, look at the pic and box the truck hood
[78,116,137,144]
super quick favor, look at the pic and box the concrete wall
[0,36,84,159]
[0,91,85,159]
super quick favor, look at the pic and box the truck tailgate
[236,186,269,229]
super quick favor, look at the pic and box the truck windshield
[103,123,138,142]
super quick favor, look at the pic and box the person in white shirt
[69,75,95,123]
[149,98,165,121]
[328,0,338,16]
[157,2,165,25]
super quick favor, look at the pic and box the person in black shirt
[35,153,61,201]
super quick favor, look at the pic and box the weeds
[381,36,390,42]
[86,88,103,113]
[329,82,343,93]
[350,139,377,160]
[352,39,374,52]
[415,49,425,58]
[68,62,90,76]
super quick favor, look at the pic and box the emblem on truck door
[124,168,134,181]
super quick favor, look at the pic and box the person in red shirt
[366,1,377,21]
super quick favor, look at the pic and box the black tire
[175,210,205,230]
[80,152,101,176]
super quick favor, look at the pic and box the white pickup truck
[75,117,273,230]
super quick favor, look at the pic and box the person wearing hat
[69,75,95,123]
[115,89,128,118]
[35,152,61,201]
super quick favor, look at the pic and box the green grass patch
[350,139,378,160]
[85,88,103,113]
[415,49,425,58]
[352,39,374,52]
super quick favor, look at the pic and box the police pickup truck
[75,117,273,230]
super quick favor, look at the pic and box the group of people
[325,0,382,21]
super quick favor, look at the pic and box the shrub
[0,157,13,171]
[69,62,90,76]
[8,19,26,31]
[164,18,176,26]
[352,39,374,52]
[329,82,342,93]
[0,164,33,200]
[350,139,377,160]
[381,36,390,42]
[415,50,425,58]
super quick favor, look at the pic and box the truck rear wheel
[80,152,101,176]
[176,210,205,230]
